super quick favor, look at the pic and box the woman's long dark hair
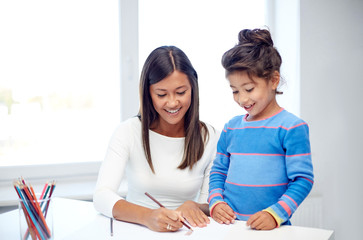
[138,46,209,173]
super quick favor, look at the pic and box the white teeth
[167,108,180,113]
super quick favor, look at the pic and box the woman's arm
[112,199,184,232]
[94,119,186,232]
[93,122,131,217]
[176,201,210,227]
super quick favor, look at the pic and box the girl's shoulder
[276,109,308,128]
[223,114,245,129]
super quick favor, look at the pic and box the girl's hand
[144,207,184,232]
[246,211,277,230]
[176,200,210,227]
[211,202,236,224]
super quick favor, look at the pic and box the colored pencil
[144,192,193,231]
[14,177,55,240]
[13,182,38,240]
[16,185,46,240]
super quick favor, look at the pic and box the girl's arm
[263,122,314,226]
[208,127,231,216]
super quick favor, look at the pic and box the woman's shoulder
[112,116,141,137]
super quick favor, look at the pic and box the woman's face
[149,70,192,129]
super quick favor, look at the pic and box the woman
[93,46,219,232]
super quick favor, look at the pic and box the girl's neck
[246,101,281,121]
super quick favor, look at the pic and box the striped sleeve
[265,121,314,226]
[208,126,229,215]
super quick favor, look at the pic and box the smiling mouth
[244,103,255,111]
[165,108,181,114]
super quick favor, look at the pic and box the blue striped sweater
[208,108,314,226]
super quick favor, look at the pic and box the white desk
[0,198,334,240]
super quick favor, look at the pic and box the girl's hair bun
[238,28,273,48]
[221,28,283,94]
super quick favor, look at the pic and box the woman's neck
[150,119,185,137]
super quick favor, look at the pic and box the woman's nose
[167,95,179,107]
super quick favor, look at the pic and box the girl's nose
[238,94,248,107]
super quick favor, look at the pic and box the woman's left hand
[176,201,210,227]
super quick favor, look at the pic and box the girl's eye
[246,88,254,92]
[157,94,166,97]
[232,90,238,94]
[177,91,186,95]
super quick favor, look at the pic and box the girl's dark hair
[221,28,283,94]
[138,46,209,173]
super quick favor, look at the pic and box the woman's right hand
[144,207,184,232]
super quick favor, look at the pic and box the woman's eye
[232,90,238,94]
[177,91,186,95]
[157,94,166,97]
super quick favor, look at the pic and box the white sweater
[93,117,219,217]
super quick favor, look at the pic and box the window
[0,0,124,206]
[0,0,120,167]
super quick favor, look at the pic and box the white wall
[266,0,301,117]
[300,1,363,239]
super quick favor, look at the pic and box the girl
[208,29,314,230]
[94,46,219,232]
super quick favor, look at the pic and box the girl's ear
[271,71,280,90]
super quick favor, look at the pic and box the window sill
[0,162,101,207]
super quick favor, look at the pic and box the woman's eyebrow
[154,85,188,91]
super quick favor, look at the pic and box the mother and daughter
[93,28,314,232]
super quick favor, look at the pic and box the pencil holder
[19,195,53,240]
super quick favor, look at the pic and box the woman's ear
[271,71,280,90]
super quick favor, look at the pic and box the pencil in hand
[144,192,193,232]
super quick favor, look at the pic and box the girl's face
[228,71,280,121]
[149,70,192,131]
